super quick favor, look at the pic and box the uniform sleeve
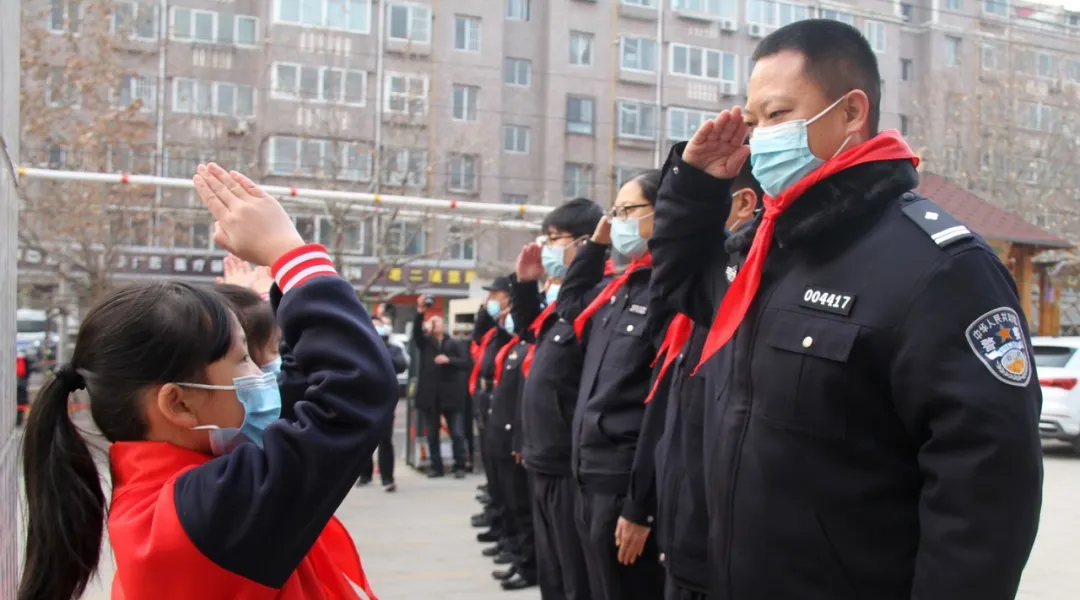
[555,240,609,323]
[510,276,543,344]
[621,371,668,526]
[173,244,400,590]
[412,311,431,352]
[648,142,735,326]
[889,246,1042,600]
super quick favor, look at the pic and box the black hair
[625,169,662,205]
[541,197,605,238]
[213,283,278,365]
[752,19,881,135]
[19,281,235,600]
[732,158,764,199]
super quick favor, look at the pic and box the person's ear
[736,190,758,221]
[155,383,201,429]
[843,90,871,138]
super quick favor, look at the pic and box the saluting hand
[193,164,304,267]
[683,106,751,180]
[591,215,612,246]
[516,243,544,282]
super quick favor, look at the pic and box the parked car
[389,332,411,398]
[1031,336,1080,454]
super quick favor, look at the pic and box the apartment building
[19,0,1080,301]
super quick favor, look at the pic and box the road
[15,403,1080,599]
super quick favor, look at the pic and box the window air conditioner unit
[721,81,737,96]
[748,23,767,38]
[719,18,738,33]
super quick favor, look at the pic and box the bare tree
[19,0,160,305]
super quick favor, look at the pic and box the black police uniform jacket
[648,144,1043,600]
[474,312,511,423]
[557,240,674,524]
[489,338,531,460]
[653,323,711,594]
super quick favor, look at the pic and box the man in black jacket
[511,197,604,600]
[413,295,472,478]
[649,19,1042,600]
[357,315,410,491]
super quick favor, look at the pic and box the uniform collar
[110,441,211,490]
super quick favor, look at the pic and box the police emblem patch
[965,307,1031,387]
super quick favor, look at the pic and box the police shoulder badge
[964,307,1031,387]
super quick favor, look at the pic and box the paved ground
[19,402,1080,599]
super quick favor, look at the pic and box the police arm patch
[964,307,1032,387]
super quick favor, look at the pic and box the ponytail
[19,375,105,600]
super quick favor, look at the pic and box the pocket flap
[766,311,859,363]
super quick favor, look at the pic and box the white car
[1031,336,1080,454]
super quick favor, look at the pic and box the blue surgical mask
[610,215,651,259]
[185,371,282,456]
[541,244,569,279]
[545,284,561,305]
[260,356,282,377]
[749,95,851,198]
[486,300,502,319]
[374,324,388,337]
[504,313,515,335]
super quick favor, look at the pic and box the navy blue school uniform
[649,143,1043,600]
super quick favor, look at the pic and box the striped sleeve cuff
[271,244,338,293]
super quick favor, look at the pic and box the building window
[316,217,365,252]
[502,193,528,204]
[981,43,1001,71]
[506,0,531,20]
[1067,59,1080,84]
[114,1,158,40]
[388,3,432,44]
[339,144,374,181]
[864,21,886,54]
[503,125,530,154]
[452,85,479,121]
[620,36,658,72]
[982,0,1007,17]
[273,0,372,33]
[386,221,426,255]
[819,8,855,25]
[1036,53,1058,79]
[454,15,481,51]
[384,73,429,115]
[1018,102,1060,133]
[900,3,913,21]
[613,166,645,190]
[172,8,259,46]
[946,0,962,9]
[899,115,909,136]
[504,58,531,86]
[447,154,479,192]
[667,107,712,141]
[747,0,810,27]
[448,226,476,260]
[174,79,256,117]
[382,148,427,188]
[570,31,594,66]
[267,136,372,180]
[271,63,366,106]
[617,101,658,140]
[944,36,961,67]
[46,68,79,107]
[117,75,157,112]
[48,0,82,33]
[564,164,593,198]
[670,44,737,82]
[567,95,595,135]
[671,0,733,17]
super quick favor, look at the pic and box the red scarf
[468,328,498,396]
[696,130,918,373]
[645,313,694,403]
[573,254,653,339]
[494,337,522,386]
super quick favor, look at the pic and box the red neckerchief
[494,337,521,386]
[573,254,653,339]
[468,328,498,396]
[696,130,918,373]
[645,313,694,403]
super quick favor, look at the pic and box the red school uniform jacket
[106,244,399,600]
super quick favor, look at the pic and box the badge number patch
[799,287,855,316]
[965,307,1031,387]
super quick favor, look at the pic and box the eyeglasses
[608,203,652,220]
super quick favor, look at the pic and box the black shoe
[493,551,515,565]
[354,476,372,487]
[472,513,493,528]
[427,470,445,479]
[476,492,492,504]
[481,544,502,557]
[492,566,517,581]
[453,470,466,479]
[501,574,538,590]
[477,530,500,543]
[478,483,488,492]
[383,482,397,492]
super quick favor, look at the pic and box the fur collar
[725,160,919,255]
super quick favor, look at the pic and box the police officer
[511,197,606,600]
[558,171,672,600]
[648,19,1043,600]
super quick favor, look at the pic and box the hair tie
[55,364,86,392]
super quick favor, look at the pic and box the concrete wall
[0,0,20,594]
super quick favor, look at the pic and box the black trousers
[575,488,664,600]
[358,412,395,484]
[665,578,708,600]
[495,457,536,580]
[479,421,506,534]
[532,472,591,600]
[424,407,466,473]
